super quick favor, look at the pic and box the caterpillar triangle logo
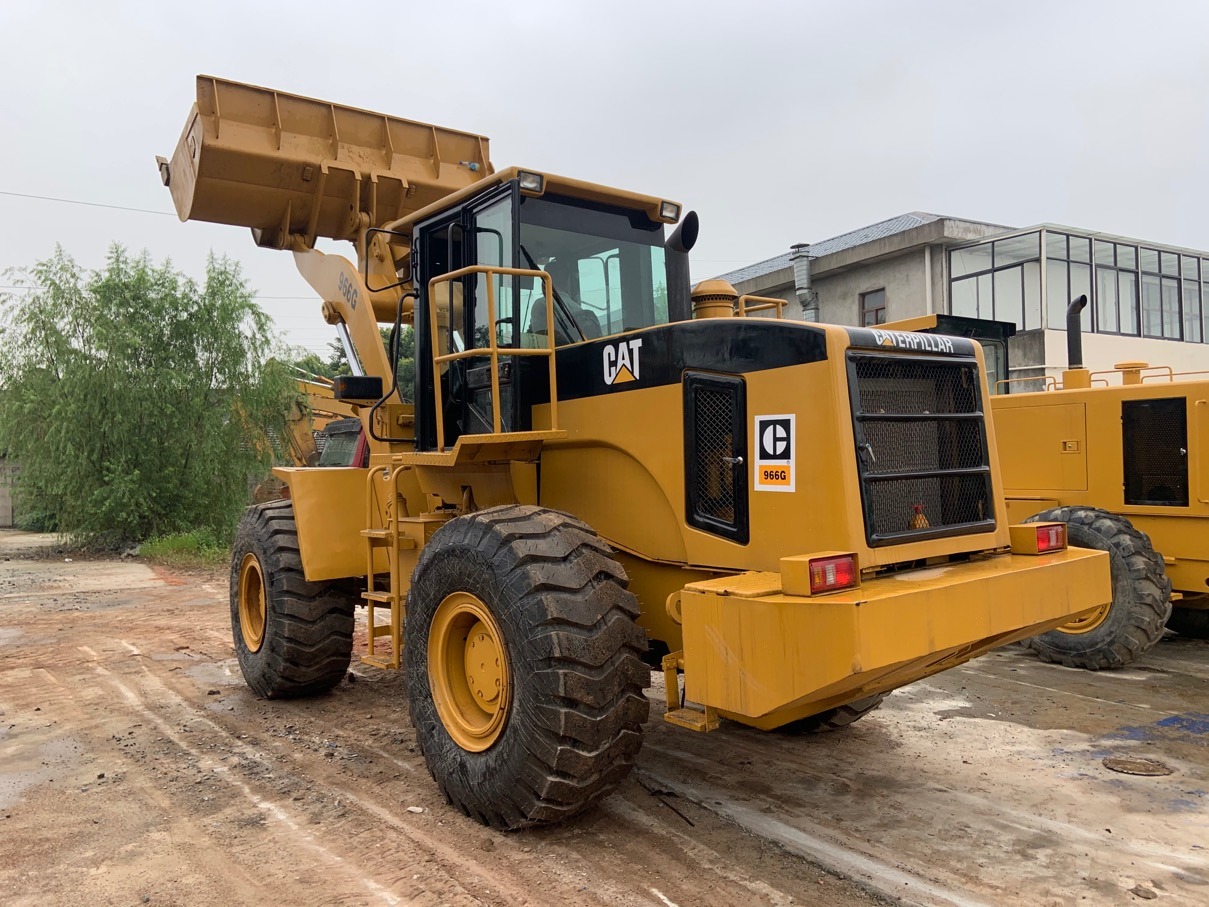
[611,364,637,383]
[603,338,643,386]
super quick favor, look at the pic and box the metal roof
[716,211,944,284]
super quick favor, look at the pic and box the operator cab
[413,174,692,450]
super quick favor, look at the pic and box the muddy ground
[2,529,1206,906]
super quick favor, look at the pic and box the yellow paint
[237,553,266,652]
[274,466,387,581]
[680,546,1110,723]
[427,591,510,752]
[994,378,1209,596]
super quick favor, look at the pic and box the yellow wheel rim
[428,591,510,752]
[1057,600,1112,635]
[237,553,267,653]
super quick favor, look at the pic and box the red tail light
[1035,523,1066,552]
[809,554,858,594]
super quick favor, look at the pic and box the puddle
[0,735,81,811]
[185,660,242,687]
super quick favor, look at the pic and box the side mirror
[333,375,384,403]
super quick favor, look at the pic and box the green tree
[0,246,295,546]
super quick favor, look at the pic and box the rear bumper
[679,546,1110,726]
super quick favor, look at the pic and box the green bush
[0,246,296,548]
[141,529,229,567]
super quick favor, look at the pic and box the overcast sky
[2,1,1207,355]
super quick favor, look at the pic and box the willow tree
[0,246,295,545]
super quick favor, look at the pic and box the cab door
[413,186,520,451]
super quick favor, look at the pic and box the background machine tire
[1167,604,1209,640]
[230,500,356,698]
[405,505,650,830]
[1021,507,1170,670]
[776,694,887,734]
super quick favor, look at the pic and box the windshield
[518,194,670,340]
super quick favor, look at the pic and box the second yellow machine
[160,76,1110,829]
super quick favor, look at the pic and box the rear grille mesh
[683,372,749,543]
[1122,397,1188,506]
[849,354,994,546]
[693,386,737,524]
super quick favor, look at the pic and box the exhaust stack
[1062,295,1092,389]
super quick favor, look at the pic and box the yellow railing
[427,265,560,453]
[735,294,787,319]
[994,375,1058,392]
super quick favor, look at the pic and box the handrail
[427,265,559,453]
[994,375,1058,392]
[1142,367,1209,383]
[735,294,787,319]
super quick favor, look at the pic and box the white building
[719,213,1209,388]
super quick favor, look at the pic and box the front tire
[1021,507,1170,670]
[230,501,356,698]
[405,505,650,830]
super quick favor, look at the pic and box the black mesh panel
[849,353,994,546]
[1123,398,1188,506]
[694,387,736,523]
[684,373,748,543]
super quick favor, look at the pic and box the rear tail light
[809,554,859,595]
[1009,522,1068,555]
[1035,523,1067,552]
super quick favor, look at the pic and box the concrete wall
[1044,330,1209,380]
[730,250,933,325]
[0,461,16,529]
[1004,328,1209,391]
[816,252,929,325]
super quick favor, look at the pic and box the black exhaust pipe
[1066,294,1088,369]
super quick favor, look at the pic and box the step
[362,591,395,603]
[664,707,720,733]
[361,529,394,540]
[369,625,397,639]
[360,654,400,670]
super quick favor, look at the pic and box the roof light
[808,554,859,595]
[660,200,681,222]
[517,170,544,193]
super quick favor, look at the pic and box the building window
[860,289,886,326]
[949,232,1043,330]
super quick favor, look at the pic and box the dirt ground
[2,529,1207,906]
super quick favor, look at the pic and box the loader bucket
[158,76,493,249]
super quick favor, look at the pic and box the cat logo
[603,338,643,386]
[754,414,795,492]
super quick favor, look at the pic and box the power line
[0,189,175,217]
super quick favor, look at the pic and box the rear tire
[1021,507,1170,670]
[776,694,886,734]
[405,505,650,830]
[1167,605,1209,640]
[230,501,356,698]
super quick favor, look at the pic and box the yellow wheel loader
[992,297,1208,666]
[159,76,1110,829]
[888,301,1206,668]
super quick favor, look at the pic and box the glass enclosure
[949,227,1209,343]
[517,195,669,341]
[414,183,682,450]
